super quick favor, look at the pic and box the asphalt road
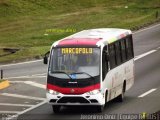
[0,24,160,120]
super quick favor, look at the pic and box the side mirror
[43,56,48,64]
[43,51,50,64]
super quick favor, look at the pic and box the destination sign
[61,48,93,54]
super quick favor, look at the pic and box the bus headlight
[86,89,101,95]
[48,89,59,95]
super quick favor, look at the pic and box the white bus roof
[53,28,132,47]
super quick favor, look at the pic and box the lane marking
[32,73,46,76]
[0,111,20,114]
[9,81,45,89]
[0,93,45,101]
[134,49,157,61]
[7,100,47,120]
[5,75,46,79]
[24,81,45,89]
[0,59,42,67]
[138,88,157,98]
[9,81,25,83]
[4,73,46,79]
[0,103,33,107]
[5,75,33,79]
[133,23,160,34]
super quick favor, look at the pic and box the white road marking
[0,111,20,114]
[4,72,46,79]
[134,50,157,61]
[9,81,24,83]
[5,75,32,79]
[0,103,33,107]
[7,100,47,120]
[138,88,157,98]
[0,93,45,101]
[32,73,47,76]
[133,23,160,34]
[0,59,42,67]
[9,80,45,89]
[5,75,46,79]
[24,81,45,89]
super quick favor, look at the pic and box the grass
[0,0,160,63]
[0,49,6,55]
[0,79,5,83]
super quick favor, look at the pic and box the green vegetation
[0,79,5,83]
[0,0,160,63]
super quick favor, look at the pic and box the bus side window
[120,39,127,62]
[109,44,116,69]
[102,46,108,80]
[125,35,134,60]
[115,41,121,65]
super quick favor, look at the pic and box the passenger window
[109,44,116,69]
[126,36,134,59]
[120,39,127,62]
[102,46,108,80]
[115,41,121,65]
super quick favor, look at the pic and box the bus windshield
[49,47,100,79]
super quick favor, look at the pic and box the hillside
[0,0,160,63]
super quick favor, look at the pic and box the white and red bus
[44,28,134,113]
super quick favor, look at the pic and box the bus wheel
[116,83,125,102]
[97,105,104,113]
[52,105,61,113]
[105,91,108,106]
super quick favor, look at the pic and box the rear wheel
[116,82,126,102]
[52,105,61,113]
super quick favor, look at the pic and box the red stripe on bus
[58,38,101,46]
[47,83,100,94]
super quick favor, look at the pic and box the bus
[43,28,134,113]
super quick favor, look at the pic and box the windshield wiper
[70,72,95,80]
[51,71,72,79]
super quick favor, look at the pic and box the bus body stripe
[58,38,101,46]
[47,83,100,94]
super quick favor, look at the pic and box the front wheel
[52,105,61,113]
[97,105,104,113]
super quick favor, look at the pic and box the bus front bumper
[46,92,104,106]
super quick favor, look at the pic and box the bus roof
[52,28,132,47]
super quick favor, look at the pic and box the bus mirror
[43,51,50,64]
[43,56,48,64]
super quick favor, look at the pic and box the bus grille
[50,99,58,103]
[57,97,90,103]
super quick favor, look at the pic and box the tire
[105,91,108,106]
[116,83,125,102]
[97,105,104,113]
[52,105,61,113]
